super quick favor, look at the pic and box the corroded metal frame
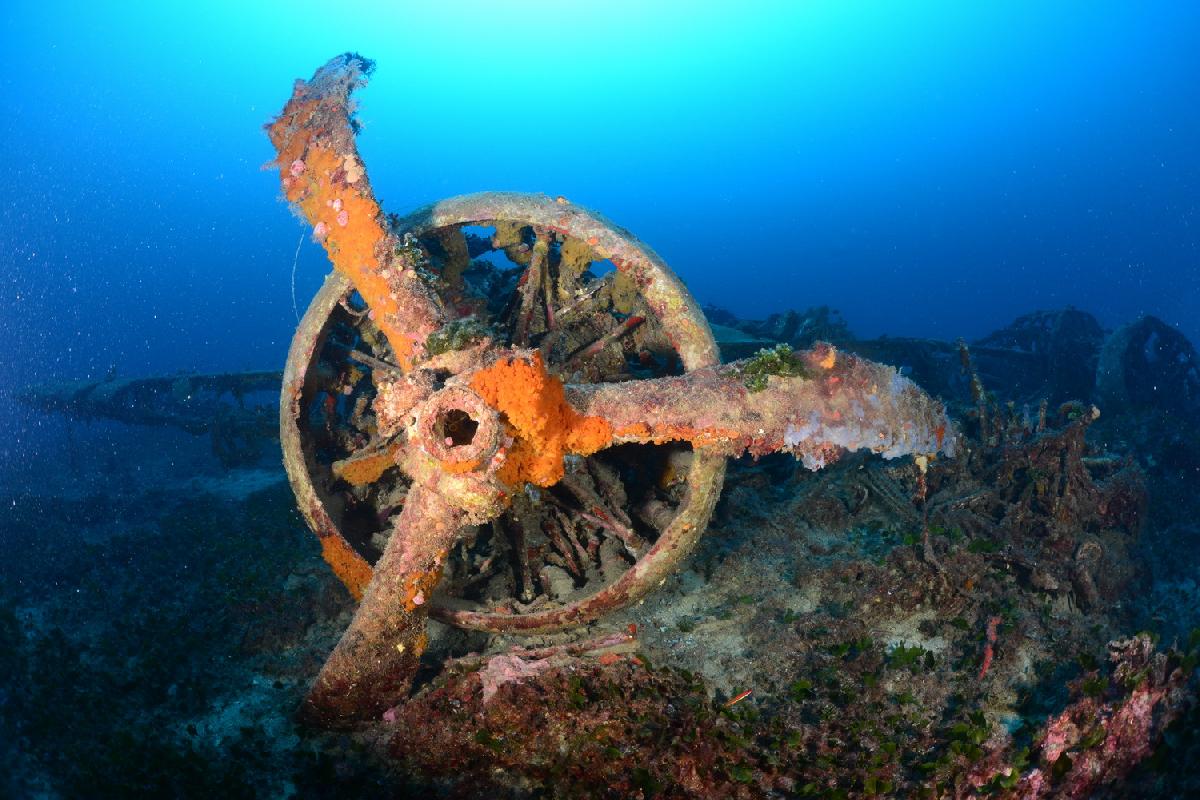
[281,192,728,633]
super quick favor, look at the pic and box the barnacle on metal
[269,53,957,726]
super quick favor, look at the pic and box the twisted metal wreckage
[263,53,955,726]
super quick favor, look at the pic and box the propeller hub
[412,386,503,474]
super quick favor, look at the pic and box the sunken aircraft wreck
[21,52,1199,799]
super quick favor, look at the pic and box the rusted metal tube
[567,343,955,469]
[266,53,448,369]
[301,483,467,727]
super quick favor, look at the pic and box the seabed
[3,304,1199,799]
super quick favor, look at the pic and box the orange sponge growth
[470,353,614,487]
[333,442,404,486]
[317,532,373,601]
[279,143,417,367]
[266,77,421,368]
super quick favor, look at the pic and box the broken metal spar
[268,53,956,726]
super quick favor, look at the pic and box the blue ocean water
[3,3,1200,796]
[3,1,1198,388]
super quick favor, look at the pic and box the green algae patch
[741,343,811,392]
[425,317,491,356]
